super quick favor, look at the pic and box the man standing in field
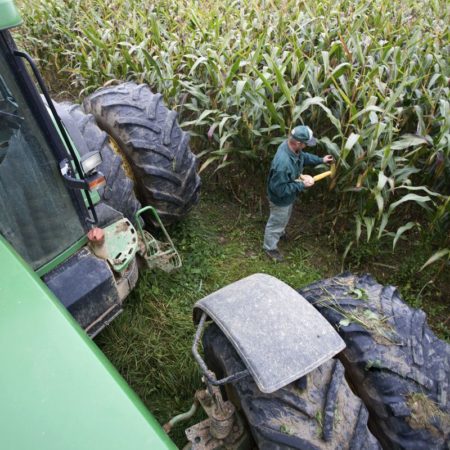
[263,125,333,262]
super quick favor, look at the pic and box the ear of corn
[313,171,332,182]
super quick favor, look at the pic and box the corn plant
[15,0,450,265]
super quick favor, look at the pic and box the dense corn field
[16,0,449,265]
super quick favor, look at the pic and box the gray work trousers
[263,201,293,251]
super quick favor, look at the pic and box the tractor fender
[193,273,345,393]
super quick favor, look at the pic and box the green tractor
[1,3,448,450]
[0,2,200,337]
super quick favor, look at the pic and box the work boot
[265,249,284,262]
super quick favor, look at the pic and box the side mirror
[60,157,105,192]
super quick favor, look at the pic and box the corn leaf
[393,222,416,249]
[199,156,219,173]
[391,134,430,150]
[420,249,450,271]
[389,194,431,213]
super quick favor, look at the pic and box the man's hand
[323,155,334,164]
[299,174,315,188]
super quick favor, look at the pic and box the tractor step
[135,206,181,272]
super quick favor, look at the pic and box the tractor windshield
[0,49,85,270]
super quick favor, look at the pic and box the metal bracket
[14,50,99,225]
[59,158,105,191]
[135,206,181,272]
[184,387,248,449]
[192,312,250,386]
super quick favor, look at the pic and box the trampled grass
[95,189,324,446]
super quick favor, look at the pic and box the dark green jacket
[267,141,323,206]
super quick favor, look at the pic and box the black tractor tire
[83,82,201,226]
[54,101,141,224]
[299,273,450,450]
[203,323,381,450]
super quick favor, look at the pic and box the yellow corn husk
[313,170,332,182]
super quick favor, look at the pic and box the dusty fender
[193,273,345,393]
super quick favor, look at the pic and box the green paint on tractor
[0,236,176,450]
[35,235,88,277]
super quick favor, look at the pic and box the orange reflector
[88,175,106,191]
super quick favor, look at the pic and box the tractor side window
[0,74,22,163]
[0,50,85,270]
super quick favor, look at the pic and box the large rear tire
[203,323,381,450]
[299,274,450,450]
[83,82,201,226]
[54,101,141,224]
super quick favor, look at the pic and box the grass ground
[95,185,330,446]
[95,179,448,447]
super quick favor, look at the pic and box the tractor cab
[0,37,88,271]
[0,29,134,336]
[0,11,180,337]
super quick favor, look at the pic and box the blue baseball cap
[290,125,317,146]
